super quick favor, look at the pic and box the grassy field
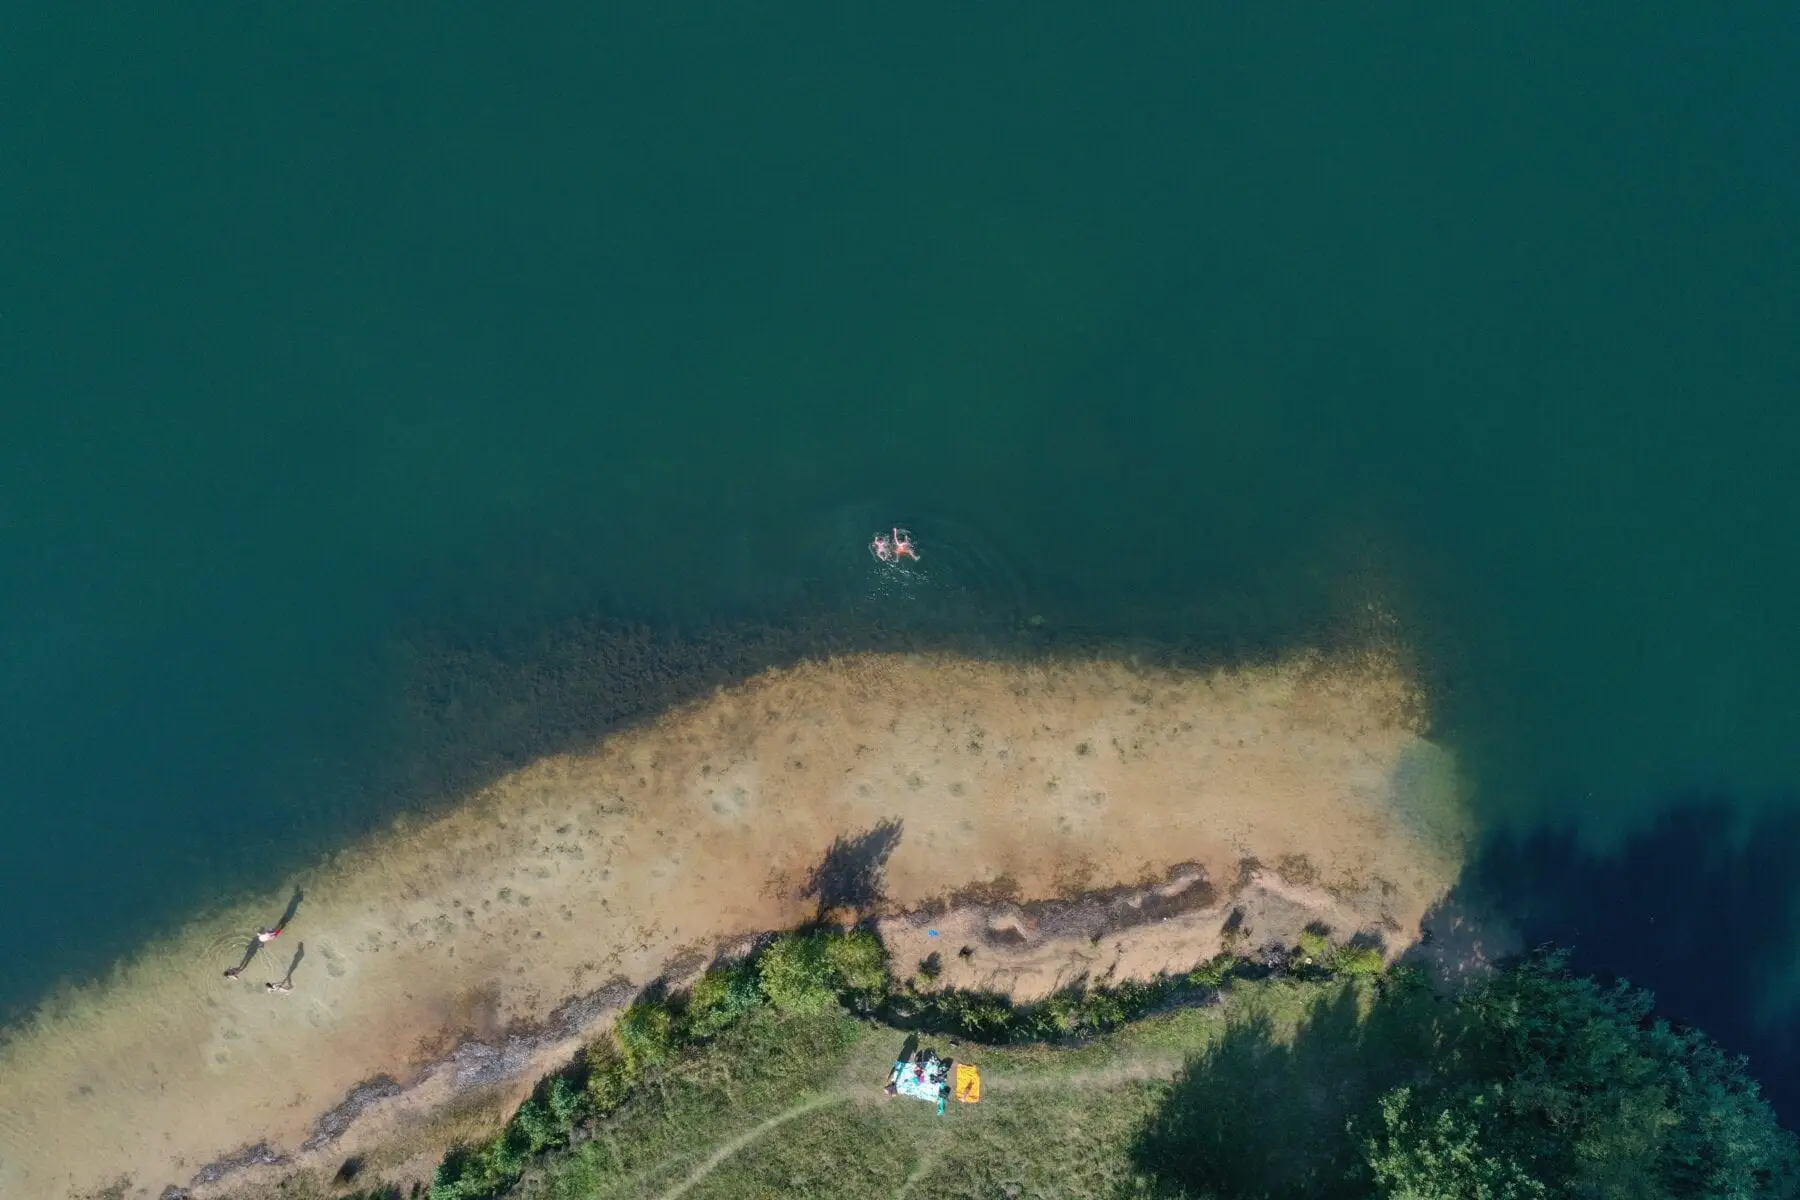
[511,974,1431,1200]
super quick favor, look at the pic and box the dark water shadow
[1458,795,1800,1123]
[378,586,1366,817]
[1132,981,1449,1199]
[801,818,904,917]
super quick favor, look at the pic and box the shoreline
[199,860,1448,1196]
[0,649,1468,1198]
[0,590,1388,1029]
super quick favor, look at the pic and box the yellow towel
[954,1063,982,1104]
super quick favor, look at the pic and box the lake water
[4,7,1799,1107]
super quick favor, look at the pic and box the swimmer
[870,532,896,563]
[223,967,244,981]
[890,528,919,561]
[265,979,293,994]
[257,927,281,943]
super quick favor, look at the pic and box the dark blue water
[4,5,1799,1104]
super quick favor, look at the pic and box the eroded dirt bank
[0,651,1469,1198]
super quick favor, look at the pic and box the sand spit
[0,651,1469,1199]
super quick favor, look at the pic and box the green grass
[412,929,1795,1200]
[516,976,1386,1200]
[431,926,1264,1199]
[519,1007,873,1199]
[685,1065,1170,1200]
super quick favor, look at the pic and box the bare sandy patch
[0,650,1469,1198]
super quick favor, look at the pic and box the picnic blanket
[892,1057,948,1105]
[888,1055,982,1112]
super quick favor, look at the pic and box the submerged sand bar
[0,651,1469,1197]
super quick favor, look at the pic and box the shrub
[1297,929,1332,963]
[1077,990,1126,1034]
[1333,946,1386,978]
[949,991,1016,1038]
[429,1116,539,1200]
[615,999,678,1072]
[585,1038,638,1113]
[1111,978,1164,1017]
[510,1097,558,1153]
[1188,953,1238,988]
[546,1073,586,1129]
[757,932,841,1015]
[822,929,890,999]
[482,1122,529,1181]
[1026,992,1083,1038]
[428,1147,482,1200]
[1381,962,1430,995]
[687,960,765,1038]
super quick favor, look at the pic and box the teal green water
[4,7,1798,1090]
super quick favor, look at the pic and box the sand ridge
[0,650,1470,1198]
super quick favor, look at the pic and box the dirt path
[890,1147,942,1200]
[654,1092,849,1200]
[997,1056,1187,1092]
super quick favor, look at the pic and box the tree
[1362,953,1800,1200]
[1362,1087,1547,1200]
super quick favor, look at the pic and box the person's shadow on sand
[275,887,304,930]
[267,943,304,993]
[223,938,263,979]
[222,888,305,980]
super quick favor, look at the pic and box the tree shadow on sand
[800,818,903,917]
[1133,980,1450,1200]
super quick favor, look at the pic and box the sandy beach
[0,650,1469,1198]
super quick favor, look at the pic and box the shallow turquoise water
[3,7,1798,1094]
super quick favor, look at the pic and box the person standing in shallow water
[220,888,303,979]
